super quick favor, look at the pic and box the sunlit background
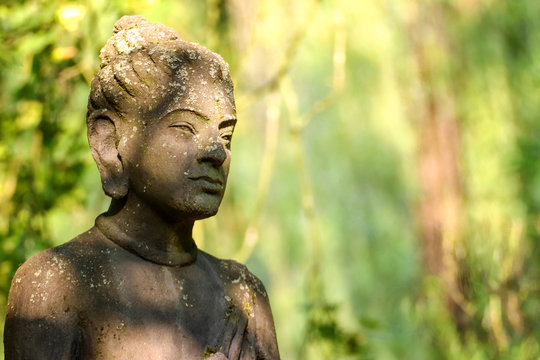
[1,0,539,358]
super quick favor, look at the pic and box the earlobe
[87,110,128,199]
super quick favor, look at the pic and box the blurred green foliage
[1,0,539,359]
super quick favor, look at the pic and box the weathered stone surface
[4,16,279,360]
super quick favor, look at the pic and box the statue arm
[215,259,280,360]
[216,277,280,360]
[248,274,280,360]
[4,252,81,360]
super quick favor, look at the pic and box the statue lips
[189,175,224,194]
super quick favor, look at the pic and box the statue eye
[170,123,196,135]
[220,133,233,148]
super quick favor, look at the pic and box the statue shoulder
[6,227,105,313]
[202,254,269,299]
[3,232,98,359]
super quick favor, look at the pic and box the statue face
[124,81,236,221]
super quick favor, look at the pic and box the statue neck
[95,195,198,266]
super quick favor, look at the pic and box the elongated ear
[87,110,128,199]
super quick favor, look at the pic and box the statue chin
[139,190,225,222]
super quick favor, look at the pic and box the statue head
[87,16,236,220]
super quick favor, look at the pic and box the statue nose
[197,138,227,166]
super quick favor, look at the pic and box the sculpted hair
[87,15,235,123]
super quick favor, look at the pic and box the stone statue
[4,16,280,360]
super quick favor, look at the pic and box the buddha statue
[4,16,279,360]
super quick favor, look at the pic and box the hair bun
[113,15,148,34]
[100,16,180,67]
